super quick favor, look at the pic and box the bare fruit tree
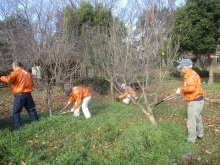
[120,0,180,125]
[84,0,180,125]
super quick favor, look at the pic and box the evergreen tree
[173,0,220,54]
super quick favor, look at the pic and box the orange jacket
[179,69,204,101]
[0,67,34,94]
[119,86,137,99]
[68,86,92,109]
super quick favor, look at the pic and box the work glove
[70,108,75,112]
[175,88,181,94]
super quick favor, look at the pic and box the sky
[0,0,186,21]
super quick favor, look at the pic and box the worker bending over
[118,83,138,104]
[65,86,92,118]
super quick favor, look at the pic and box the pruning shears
[154,93,180,107]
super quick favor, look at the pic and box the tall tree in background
[63,2,123,96]
[0,15,30,70]
[173,0,220,68]
[173,0,220,86]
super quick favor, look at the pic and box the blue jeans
[13,93,39,130]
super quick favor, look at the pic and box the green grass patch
[1,99,215,165]
[202,82,220,90]
[0,81,219,164]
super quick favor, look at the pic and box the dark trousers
[13,93,39,130]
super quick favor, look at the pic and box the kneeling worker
[65,86,92,118]
[118,83,138,104]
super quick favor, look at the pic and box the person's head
[177,59,193,74]
[121,83,126,89]
[12,61,22,70]
[65,88,72,97]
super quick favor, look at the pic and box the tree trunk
[135,100,157,126]
[207,58,214,86]
[110,77,114,100]
[162,58,166,68]
[45,84,53,116]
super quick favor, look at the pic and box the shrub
[193,67,209,78]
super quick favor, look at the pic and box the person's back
[72,86,91,99]
[4,67,34,94]
[123,86,137,98]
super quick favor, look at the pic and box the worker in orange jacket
[65,86,92,118]
[0,61,38,130]
[118,83,138,104]
[176,59,204,143]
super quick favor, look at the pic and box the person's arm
[72,93,83,109]
[63,97,74,112]
[60,101,71,112]
[118,92,128,99]
[180,76,196,94]
[129,88,137,97]
[0,72,16,84]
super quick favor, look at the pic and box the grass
[0,79,220,164]
[0,98,218,165]
[202,82,220,90]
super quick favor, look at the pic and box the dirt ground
[0,79,219,124]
